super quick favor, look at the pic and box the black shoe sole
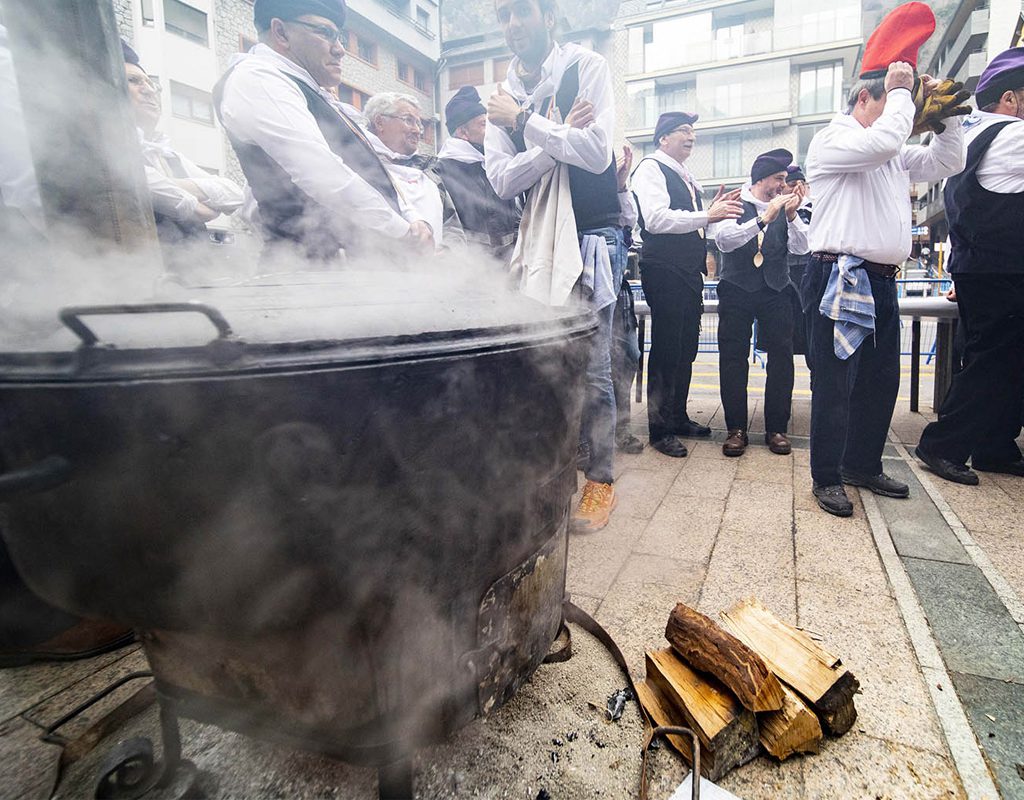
[841,476,910,498]
[815,497,854,517]
[915,447,979,486]
[677,428,712,439]
[972,463,1024,477]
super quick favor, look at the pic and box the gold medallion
[753,251,764,268]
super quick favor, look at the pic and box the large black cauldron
[0,270,594,770]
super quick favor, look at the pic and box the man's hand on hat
[706,185,744,223]
[885,61,915,93]
[487,86,521,129]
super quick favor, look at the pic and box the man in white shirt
[484,0,625,532]
[631,111,742,458]
[917,47,1024,485]
[802,1,965,516]
[215,0,432,263]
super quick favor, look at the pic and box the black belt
[812,252,900,279]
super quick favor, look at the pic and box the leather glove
[912,78,972,136]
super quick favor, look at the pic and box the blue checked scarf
[818,255,875,359]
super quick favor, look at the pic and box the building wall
[114,0,135,39]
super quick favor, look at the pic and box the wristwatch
[515,108,532,132]
[756,215,767,230]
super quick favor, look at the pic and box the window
[170,81,214,125]
[398,60,431,96]
[449,61,484,88]
[165,0,208,46]
[713,23,743,60]
[338,83,371,111]
[713,134,743,178]
[492,57,511,82]
[416,6,430,31]
[697,60,790,121]
[774,0,860,49]
[797,123,827,166]
[141,0,155,26]
[346,31,378,66]
[798,62,842,115]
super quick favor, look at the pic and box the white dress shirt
[806,88,965,265]
[962,111,1024,193]
[367,132,445,250]
[140,131,243,224]
[713,186,809,255]
[0,25,42,231]
[631,149,708,235]
[484,42,614,200]
[218,44,415,241]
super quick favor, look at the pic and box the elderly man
[485,0,624,532]
[916,48,1024,484]
[631,111,742,458]
[713,148,807,458]
[363,92,465,253]
[802,2,965,516]
[124,44,243,247]
[214,0,432,262]
[437,85,519,260]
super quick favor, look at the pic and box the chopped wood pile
[639,598,859,781]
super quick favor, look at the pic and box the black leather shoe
[616,434,645,455]
[813,484,853,517]
[971,459,1024,477]
[651,435,688,458]
[674,420,712,438]
[841,470,910,498]
[915,446,979,486]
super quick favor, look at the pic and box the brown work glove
[912,78,972,136]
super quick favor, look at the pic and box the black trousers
[803,256,900,486]
[919,274,1024,466]
[717,281,794,433]
[641,266,702,440]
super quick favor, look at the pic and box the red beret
[860,2,936,79]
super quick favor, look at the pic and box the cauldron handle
[0,455,72,500]
[58,302,234,347]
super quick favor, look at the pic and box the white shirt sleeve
[617,190,637,229]
[631,158,709,234]
[220,64,410,240]
[714,217,760,253]
[170,151,244,214]
[483,118,557,200]
[811,88,914,174]
[901,119,966,184]
[145,164,201,222]
[787,214,810,255]
[520,54,614,174]
[976,119,1024,193]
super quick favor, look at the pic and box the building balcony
[935,8,988,79]
[349,0,439,58]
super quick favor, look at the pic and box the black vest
[945,120,1024,276]
[213,65,400,260]
[509,61,619,232]
[635,158,707,292]
[435,157,519,244]
[718,201,790,293]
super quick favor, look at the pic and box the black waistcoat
[635,158,707,295]
[436,157,519,242]
[213,66,400,260]
[946,120,1024,276]
[718,201,790,293]
[508,61,619,232]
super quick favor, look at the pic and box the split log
[721,599,859,736]
[665,602,785,712]
[643,648,760,781]
[757,683,822,759]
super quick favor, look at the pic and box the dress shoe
[915,445,979,485]
[616,434,645,454]
[651,435,688,458]
[0,620,135,668]
[971,459,1024,477]
[813,484,854,517]
[722,429,748,457]
[673,420,712,438]
[842,470,910,498]
[765,432,791,455]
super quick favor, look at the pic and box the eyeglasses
[288,20,346,45]
[127,74,160,92]
[383,113,425,131]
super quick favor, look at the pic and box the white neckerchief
[437,136,484,164]
[741,185,768,211]
[503,41,587,107]
[232,44,340,108]
[649,149,703,193]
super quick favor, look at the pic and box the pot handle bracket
[59,302,235,346]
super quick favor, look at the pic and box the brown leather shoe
[765,432,792,455]
[0,619,135,668]
[722,429,748,457]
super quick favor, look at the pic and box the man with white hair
[363,91,465,252]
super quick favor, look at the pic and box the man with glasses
[214,0,433,263]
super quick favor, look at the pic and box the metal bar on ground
[911,319,921,413]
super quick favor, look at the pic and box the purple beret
[121,39,140,66]
[445,85,486,134]
[254,0,346,31]
[786,164,806,184]
[751,148,793,185]
[976,47,1024,109]
[653,111,698,145]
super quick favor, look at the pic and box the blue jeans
[579,226,627,485]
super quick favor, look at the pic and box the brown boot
[722,429,748,457]
[0,619,135,668]
[765,432,792,455]
[572,480,617,533]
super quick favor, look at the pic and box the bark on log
[758,683,822,759]
[665,602,785,712]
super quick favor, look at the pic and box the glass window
[713,134,743,178]
[799,63,843,115]
[169,81,214,125]
[714,23,743,60]
[635,13,713,73]
[797,123,828,166]
[697,60,790,122]
[416,6,430,30]
[141,0,155,26]
[164,0,208,46]
[774,0,860,49]
[338,83,371,111]
[627,81,655,130]
[449,62,484,87]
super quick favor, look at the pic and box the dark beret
[445,85,486,134]
[786,164,806,184]
[121,39,140,66]
[751,148,793,185]
[976,47,1024,109]
[653,111,698,145]
[254,0,346,31]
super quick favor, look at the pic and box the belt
[812,252,900,279]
